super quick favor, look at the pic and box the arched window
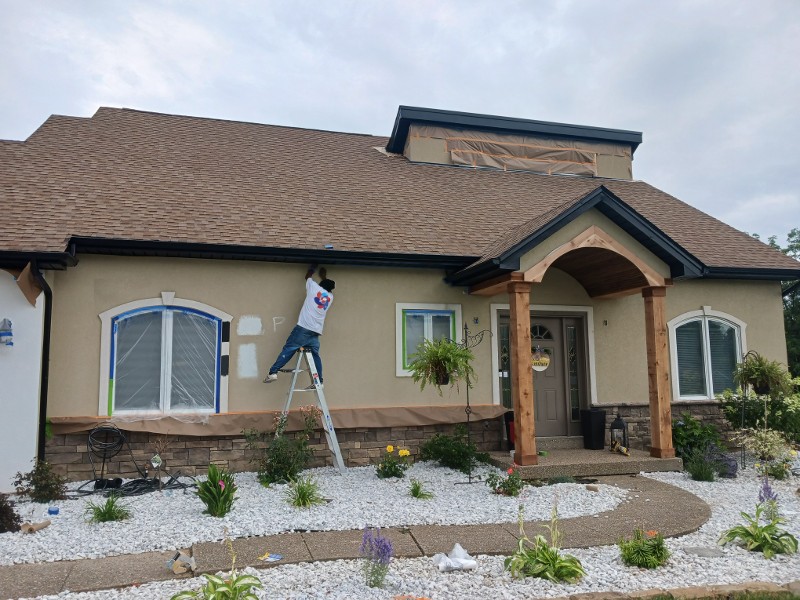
[668,308,746,400]
[99,296,232,416]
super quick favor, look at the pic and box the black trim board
[0,251,76,271]
[386,106,642,154]
[70,237,477,271]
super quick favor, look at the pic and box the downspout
[31,260,52,462]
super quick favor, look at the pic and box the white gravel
[7,462,800,600]
[1,462,625,565]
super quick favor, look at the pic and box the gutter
[31,261,52,462]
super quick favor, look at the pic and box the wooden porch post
[642,286,675,458]
[508,280,538,465]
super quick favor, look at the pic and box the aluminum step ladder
[279,348,346,473]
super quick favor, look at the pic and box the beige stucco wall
[46,253,787,420]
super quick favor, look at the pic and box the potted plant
[408,337,476,395]
[733,351,791,396]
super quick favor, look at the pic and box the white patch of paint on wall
[237,343,259,378]
[237,315,263,336]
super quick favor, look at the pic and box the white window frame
[667,306,747,401]
[98,294,233,416]
[395,303,462,376]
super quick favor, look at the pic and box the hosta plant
[505,504,585,583]
[171,535,262,600]
[618,527,670,568]
[719,504,798,559]
[197,464,237,517]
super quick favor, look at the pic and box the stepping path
[0,475,710,599]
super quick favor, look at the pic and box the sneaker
[263,373,278,383]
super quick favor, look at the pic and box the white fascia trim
[395,302,463,377]
[489,304,597,407]
[667,307,748,402]
[98,295,233,416]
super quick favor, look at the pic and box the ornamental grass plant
[376,445,411,479]
[618,527,670,568]
[85,493,131,523]
[197,463,237,517]
[285,475,326,508]
[409,478,433,500]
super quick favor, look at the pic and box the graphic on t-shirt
[314,292,331,311]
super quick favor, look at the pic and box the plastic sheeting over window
[112,307,218,414]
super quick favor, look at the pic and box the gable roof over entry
[0,106,798,284]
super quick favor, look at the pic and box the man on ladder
[263,265,345,473]
[263,265,335,388]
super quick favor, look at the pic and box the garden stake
[454,323,490,486]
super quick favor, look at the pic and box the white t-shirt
[297,278,334,334]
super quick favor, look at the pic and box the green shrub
[197,464,237,517]
[85,493,131,523]
[486,467,525,496]
[409,478,433,500]
[671,412,721,458]
[720,503,798,559]
[285,475,325,508]
[420,425,490,474]
[683,450,717,482]
[0,493,21,533]
[505,505,585,583]
[375,445,411,479]
[719,390,800,444]
[244,406,320,485]
[13,460,67,503]
[618,527,670,568]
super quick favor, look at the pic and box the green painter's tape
[107,379,113,415]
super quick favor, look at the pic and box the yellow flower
[399,449,410,457]
[386,445,394,453]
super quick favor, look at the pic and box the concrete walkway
[0,475,710,599]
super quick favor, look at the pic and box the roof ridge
[92,107,388,140]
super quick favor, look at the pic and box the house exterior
[1,106,798,482]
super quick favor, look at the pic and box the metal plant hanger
[454,322,491,485]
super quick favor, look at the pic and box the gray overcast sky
[2,1,798,246]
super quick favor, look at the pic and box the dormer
[385,106,642,180]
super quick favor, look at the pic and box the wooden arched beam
[522,225,667,291]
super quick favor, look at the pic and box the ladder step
[278,368,305,373]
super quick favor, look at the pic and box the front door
[498,312,587,437]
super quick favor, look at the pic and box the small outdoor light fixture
[609,414,629,448]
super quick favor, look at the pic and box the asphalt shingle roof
[1,107,798,274]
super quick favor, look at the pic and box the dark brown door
[531,318,566,436]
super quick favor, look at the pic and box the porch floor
[487,447,683,479]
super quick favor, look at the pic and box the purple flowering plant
[758,475,779,521]
[360,527,393,588]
